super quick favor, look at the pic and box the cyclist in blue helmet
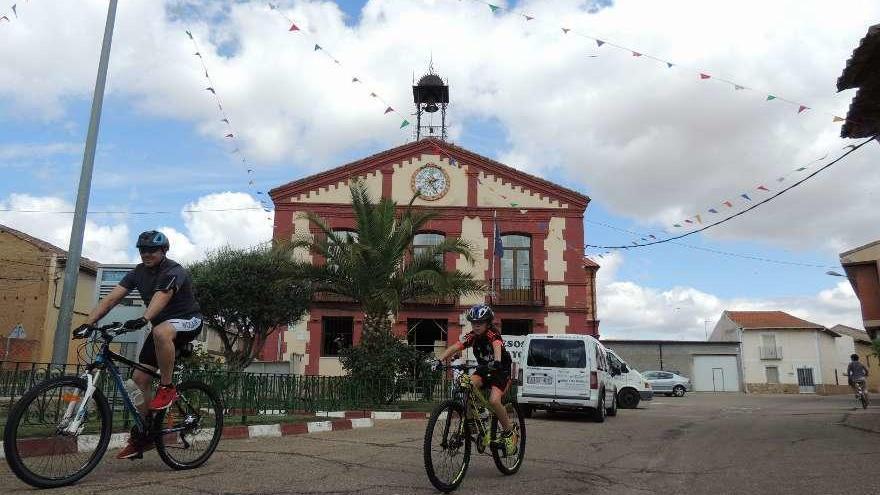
[75,230,203,459]
[434,303,517,455]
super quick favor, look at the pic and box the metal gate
[797,367,816,394]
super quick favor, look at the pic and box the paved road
[3,393,879,494]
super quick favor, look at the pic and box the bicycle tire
[490,400,526,475]
[861,393,869,409]
[155,380,224,470]
[3,376,112,489]
[424,399,471,492]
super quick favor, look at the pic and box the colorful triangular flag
[489,4,500,13]
[695,214,702,224]
[766,95,776,101]
[648,235,656,239]
[734,84,745,90]
[700,73,711,79]
[723,201,733,208]
[666,62,674,68]
[708,208,718,214]
[384,107,394,114]
[757,185,769,192]
[205,87,215,94]
[185,30,193,39]
[843,144,857,151]
[289,22,300,32]
[352,77,360,83]
[0,15,9,22]
[370,92,377,97]
[632,51,642,57]
[562,28,570,34]
[740,193,751,201]
[795,167,807,171]
[12,4,17,17]
[673,224,682,228]
[798,105,809,114]
[314,44,322,51]
[400,120,410,128]
[833,116,845,123]
[225,133,234,138]
[685,219,693,224]
[596,39,605,47]
[222,118,230,124]
[194,52,201,57]
[524,15,534,21]
[776,177,785,182]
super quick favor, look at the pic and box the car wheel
[673,385,686,397]
[617,389,641,409]
[592,391,606,423]
[606,391,618,417]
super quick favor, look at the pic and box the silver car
[643,371,690,397]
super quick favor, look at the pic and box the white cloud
[0,194,131,263]
[0,142,82,161]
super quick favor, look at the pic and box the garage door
[692,355,740,392]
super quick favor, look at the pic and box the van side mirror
[621,364,629,373]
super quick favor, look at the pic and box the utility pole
[704,318,711,340]
[52,0,119,366]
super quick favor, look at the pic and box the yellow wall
[292,170,383,204]
[319,357,345,376]
[545,312,569,334]
[477,172,565,209]
[291,212,314,263]
[458,216,488,306]
[390,154,467,207]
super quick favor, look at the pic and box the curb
[2,411,428,459]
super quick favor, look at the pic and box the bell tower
[412,65,449,141]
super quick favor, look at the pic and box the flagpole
[491,210,497,300]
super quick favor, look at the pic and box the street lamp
[826,270,846,277]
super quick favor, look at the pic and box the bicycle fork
[59,370,101,436]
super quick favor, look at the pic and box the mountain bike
[854,380,869,409]
[423,364,526,492]
[3,322,224,488]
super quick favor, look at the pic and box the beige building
[710,311,850,394]
[831,324,880,393]
[1,224,98,365]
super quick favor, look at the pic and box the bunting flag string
[667,149,833,231]
[1,1,26,25]
[465,0,853,125]
[184,29,273,219]
[266,3,411,132]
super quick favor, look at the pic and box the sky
[1,0,878,339]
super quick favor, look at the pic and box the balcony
[488,279,546,306]
[759,346,783,360]
[312,291,355,303]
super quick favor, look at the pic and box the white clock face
[413,165,449,200]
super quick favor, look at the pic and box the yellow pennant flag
[833,116,845,123]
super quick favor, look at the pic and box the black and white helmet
[465,303,494,324]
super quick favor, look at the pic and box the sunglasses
[138,246,162,255]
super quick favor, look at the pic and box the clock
[411,164,450,200]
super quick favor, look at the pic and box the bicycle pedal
[129,452,144,461]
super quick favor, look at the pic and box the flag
[723,201,733,208]
[489,4,500,13]
[185,30,193,39]
[370,92,377,97]
[843,144,857,151]
[685,219,693,224]
[757,185,769,191]
[206,87,215,94]
[222,118,230,124]
[225,133,234,138]
[12,4,17,17]
[632,241,639,246]
[766,95,776,101]
[596,39,605,47]
[269,3,277,9]
[740,193,751,201]
[384,106,394,114]
[833,116,845,122]
[776,177,785,182]
[673,224,682,228]
[194,52,201,57]
[314,44,322,51]
[562,28,570,34]
[734,84,744,90]
[524,15,534,21]
[708,208,718,214]
[648,235,656,239]
[695,214,702,224]
[352,77,360,83]
[400,119,410,128]
[666,62,674,68]
[289,22,300,32]
[493,214,503,258]
[798,105,809,114]
[632,51,642,57]
[700,73,710,79]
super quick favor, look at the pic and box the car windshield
[527,339,587,368]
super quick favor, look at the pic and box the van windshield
[527,339,587,368]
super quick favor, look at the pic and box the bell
[424,102,439,113]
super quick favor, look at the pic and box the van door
[524,339,557,397]
[552,340,589,399]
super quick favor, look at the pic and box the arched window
[413,232,445,267]
[500,234,531,289]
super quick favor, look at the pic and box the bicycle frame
[455,372,495,452]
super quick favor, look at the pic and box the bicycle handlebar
[73,322,141,341]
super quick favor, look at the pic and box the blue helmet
[136,230,169,249]
[466,303,495,324]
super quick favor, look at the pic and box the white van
[605,348,653,409]
[517,334,617,422]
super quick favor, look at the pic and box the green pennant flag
[400,120,410,128]
[766,95,776,101]
[489,4,500,13]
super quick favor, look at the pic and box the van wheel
[606,392,618,417]
[591,392,606,423]
[521,405,533,418]
[618,389,641,409]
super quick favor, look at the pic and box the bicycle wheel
[3,376,112,488]
[490,400,526,475]
[155,380,224,470]
[861,392,869,409]
[424,399,471,492]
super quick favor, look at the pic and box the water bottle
[123,379,144,407]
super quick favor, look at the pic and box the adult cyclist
[846,353,869,398]
[434,303,518,456]
[74,230,203,459]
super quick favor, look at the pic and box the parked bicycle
[423,363,526,492]
[3,322,224,489]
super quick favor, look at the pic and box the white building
[710,311,850,394]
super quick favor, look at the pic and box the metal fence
[0,362,461,426]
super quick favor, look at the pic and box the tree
[292,180,485,386]
[189,244,311,371]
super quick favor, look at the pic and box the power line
[586,137,876,250]
[0,206,269,215]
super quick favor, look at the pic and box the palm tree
[291,180,485,338]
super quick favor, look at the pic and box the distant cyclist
[846,353,869,397]
[75,230,203,459]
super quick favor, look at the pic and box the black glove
[488,361,501,372]
[123,317,148,330]
[431,359,443,372]
[72,323,94,339]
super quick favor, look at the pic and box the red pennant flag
[700,73,710,79]
[757,185,769,191]
[798,105,809,114]
[384,107,394,114]
[723,201,733,208]
[225,133,234,138]
[632,51,642,57]
[289,22,300,32]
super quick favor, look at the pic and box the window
[500,234,531,289]
[765,366,780,384]
[526,339,586,368]
[321,317,353,356]
[596,346,608,371]
[407,319,448,354]
[657,372,674,379]
[501,319,533,336]
[413,233,445,267]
